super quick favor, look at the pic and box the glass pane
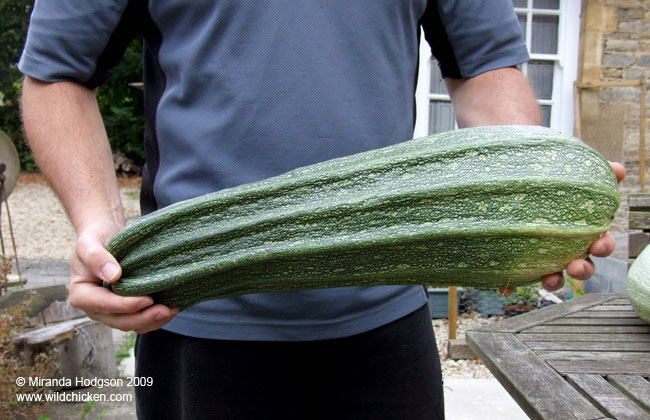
[428,101,456,135]
[517,13,527,38]
[531,14,558,54]
[429,61,448,95]
[527,60,554,99]
[540,105,551,127]
[533,0,559,10]
[512,0,527,7]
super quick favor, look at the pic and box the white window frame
[414,0,581,138]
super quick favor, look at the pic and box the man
[20,1,624,419]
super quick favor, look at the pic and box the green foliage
[95,39,145,166]
[0,0,145,171]
[502,283,542,307]
[115,331,136,364]
[0,302,53,419]
[0,260,59,418]
[79,399,96,420]
[0,0,35,171]
[40,399,108,420]
[564,276,586,299]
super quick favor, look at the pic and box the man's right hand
[20,78,177,333]
[68,221,178,334]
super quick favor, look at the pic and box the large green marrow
[106,126,620,310]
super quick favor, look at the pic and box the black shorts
[134,304,444,420]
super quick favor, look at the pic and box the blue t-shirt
[19,0,528,341]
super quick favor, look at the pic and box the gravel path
[2,174,141,260]
[5,173,495,379]
[434,313,497,379]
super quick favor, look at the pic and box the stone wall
[579,0,650,234]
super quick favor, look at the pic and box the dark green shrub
[0,0,145,171]
[0,0,35,171]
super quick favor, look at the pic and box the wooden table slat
[466,331,606,420]
[474,293,621,333]
[536,351,650,362]
[608,375,650,412]
[526,341,650,352]
[566,374,650,420]
[606,298,633,305]
[629,194,650,209]
[566,311,640,319]
[524,325,650,334]
[518,333,650,342]
[585,305,636,312]
[547,317,648,326]
[550,360,650,375]
[628,211,650,230]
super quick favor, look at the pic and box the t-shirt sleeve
[18,0,135,89]
[420,0,530,79]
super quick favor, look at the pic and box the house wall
[578,0,650,234]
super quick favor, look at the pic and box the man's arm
[445,66,542,127]
[21,77,177,333]
[445,67,626,291]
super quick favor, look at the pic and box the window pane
[429,61,448,95]
[531,14,558,54]
[517,13,527,38]
[533,0,559,10]
[540,105,551,127]
[527,60,554,99]
[428,101,456,135]
[512,0,527,7]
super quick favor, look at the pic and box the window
[427,64,456,134]
[414,0,580,137]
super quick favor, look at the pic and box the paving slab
[14,257,70,289]
[444,378,529,419]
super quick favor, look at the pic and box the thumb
[100,259,122,283]
[75,231,122,283]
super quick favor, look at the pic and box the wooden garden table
[465,293,650,420]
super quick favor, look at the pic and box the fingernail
[155,311,170,321]
[101,263,120,281]
[137,299,152,311]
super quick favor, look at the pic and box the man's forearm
[21,77,125,233]
[445,66,541,127]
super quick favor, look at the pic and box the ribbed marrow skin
[627,245,650,324]
[106,126,620,310]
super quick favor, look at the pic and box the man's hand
[22,78,178,333]
[501,162,626,295]
[68,221,179,334]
